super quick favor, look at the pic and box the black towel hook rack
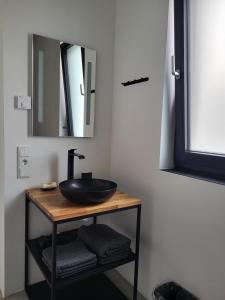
[121,76,149,87]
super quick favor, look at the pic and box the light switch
[17,146,31,178]
[15,96,32,110]
[18,146,31,157]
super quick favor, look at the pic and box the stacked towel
[35,230,77,252]
[78,224,132,265]
[42,240,97,278]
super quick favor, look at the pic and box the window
[174,0,225,182]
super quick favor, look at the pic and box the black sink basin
[59,179,117,204]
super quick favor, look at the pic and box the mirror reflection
[32,34,96,137]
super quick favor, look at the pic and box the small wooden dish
[41,182,58,191]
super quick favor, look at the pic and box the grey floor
[5,292,28,300]
[3,271,145,300]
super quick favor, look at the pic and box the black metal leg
[93,216,97,224]
[25,197,30,293]
[133,205,141,300]
[51,223,57,300]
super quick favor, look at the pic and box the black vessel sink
[59,179,117,204]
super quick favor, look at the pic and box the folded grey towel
[42,256,97,278]
[35,230,77,251]
[58,263,97,278]
[78,224,131,258]
[42,256,97,273]
[42,240,97,274]
[99,249,131,265]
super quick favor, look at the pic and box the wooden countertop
[25,188,142,222]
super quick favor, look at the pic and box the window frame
[174,0,225,183]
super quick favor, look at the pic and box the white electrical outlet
[17,146,31,178]
[15,96,32,110]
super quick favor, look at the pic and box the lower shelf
[27,235,135,289]
[26,274,128,300]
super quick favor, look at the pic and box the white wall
[0,0,5,296]
[110,0,225,299]
[109,0,169,297]
[1,0,115,296]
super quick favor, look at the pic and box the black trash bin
[153,282,198,300]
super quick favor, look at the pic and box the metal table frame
[25,195,142,300]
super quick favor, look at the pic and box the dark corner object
[121,77,149,87]
[153,282,198,300]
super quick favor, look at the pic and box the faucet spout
[67,149,85,180]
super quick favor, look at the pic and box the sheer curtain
[160,0,175,169]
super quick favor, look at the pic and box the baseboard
[3,291,28,300]
[106,270,147,300]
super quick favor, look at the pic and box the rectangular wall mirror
[31,34,97,138]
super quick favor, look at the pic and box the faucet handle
[68,149,85,159]
[68,149,77,155]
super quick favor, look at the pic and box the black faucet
[67,149,85,180]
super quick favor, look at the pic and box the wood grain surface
[25,188,142,222]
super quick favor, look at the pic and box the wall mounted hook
[121,77,149,87]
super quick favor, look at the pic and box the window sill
[162,167,225,187]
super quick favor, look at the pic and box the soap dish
[41,182,57,191]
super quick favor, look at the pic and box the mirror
[31,34,96,137]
